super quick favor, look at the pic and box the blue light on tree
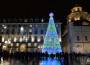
[42,12,62,54]
[40,58,61,65]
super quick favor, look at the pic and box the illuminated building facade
[0,17,61,53]
[63,5,90,54]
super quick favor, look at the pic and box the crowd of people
[0,50,90,65]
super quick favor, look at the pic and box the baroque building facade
[63,5,90,54]
[0,18,61,53]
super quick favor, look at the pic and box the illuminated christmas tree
[42,13,62,54]
[40,58,61,65]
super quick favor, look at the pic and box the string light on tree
[42,12,62,54]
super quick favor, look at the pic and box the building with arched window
[0,18,61,53]
[63,5,90,54]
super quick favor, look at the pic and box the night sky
[0,0,90,22]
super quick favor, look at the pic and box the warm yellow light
[16,48,19,51]
[23,36,26,40]
[2,37,4,42]
[10,43,13,47]
[74,17,80,21]
[20,44,26,52]
[34,43,37,46]
[2,45,7,50]
[16,43,19,46]
[38,46,40,48]
[41,45,43,48]
[7,40,11,44]
[19,37,23,42]
[37,37,41,42]
[28,43,31,47]
[38,45,43,48]
[74,7,78,11]
[14,37,17,42]
[4,41,8,44]
[68,19,71,22]
[31,36,35,42]
[88,18,90,21]
[0,43,1,46]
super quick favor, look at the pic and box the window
[29,29,32,33]
[17,28,20,34]
[28,36,31,42]
[35,36,37,42]
[85,36,88,41]
[29,24,32,27]
[35,29,38,34]
[77,36,80,41]
[12,29,15,34]
[29,29,32,34]
[41,36,44,42]
[57,29,59,34]
[35,19,39,23]
[41,29,43,34]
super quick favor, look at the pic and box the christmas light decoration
[42,13,62,54]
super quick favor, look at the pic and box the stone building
[63,5,90,54]
[0,17,61,53]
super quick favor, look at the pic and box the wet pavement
[0,57,63,65]
[0,52,90,65]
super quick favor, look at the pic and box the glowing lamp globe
[49,12,54,17]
